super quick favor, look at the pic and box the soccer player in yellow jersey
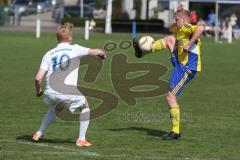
[133,9,204,140]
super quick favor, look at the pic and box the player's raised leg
[153,35,177,54]
[133,35,176,58]
[76,100,92,147]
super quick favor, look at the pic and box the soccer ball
[138,36,154,52]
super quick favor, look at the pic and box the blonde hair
[56,23,74,42]
[175,9,191,21]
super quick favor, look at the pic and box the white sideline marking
[0,139,220,160]
[0,139,98,157]
[0,150,94,156]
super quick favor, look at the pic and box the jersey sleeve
[190,25,199,34]
[40,54,49,71]
[184,24,199,35]
[73,44,90,58]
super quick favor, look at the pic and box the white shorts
[44,93,86,113]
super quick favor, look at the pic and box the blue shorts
[169,57,197,96]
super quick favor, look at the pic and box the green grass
[0,31,240,160]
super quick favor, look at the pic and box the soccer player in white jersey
[32,23,106,147]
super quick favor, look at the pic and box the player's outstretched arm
[88,49,107,60]
[184,26,204,51]
[34,69,47,97]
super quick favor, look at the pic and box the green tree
[96,0,102,9]
[135,0,142,19]
[0,0,9,5]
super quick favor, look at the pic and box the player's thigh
[185,70,197,84]
[44,93,58,108]
[164,35,176,53]
[56,94,87,113]
[69,95,87,113]
[168,65,191,96]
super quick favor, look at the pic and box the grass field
[0,31,240,160]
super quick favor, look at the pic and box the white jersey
[40,42,89,95]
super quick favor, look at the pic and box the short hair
[175,9,191,19]
[56,23,74,42]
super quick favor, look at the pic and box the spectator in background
[202,10,218,37]
[190,11,198,25]
[221,17,231,40]
[229,13,240,39]
[230,13,238,28]
[13,6,21,26]
[207,10,216,26]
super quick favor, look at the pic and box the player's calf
[76,101,92,147]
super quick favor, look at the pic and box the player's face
[175,15,184,28]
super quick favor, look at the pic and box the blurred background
[0,0,240,42]
[0,1,240,159]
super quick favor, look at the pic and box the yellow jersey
[171,23,201,72]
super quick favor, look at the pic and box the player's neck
[59,41,71,44]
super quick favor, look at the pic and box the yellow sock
[152,39,166,52]
[169,106,180,134]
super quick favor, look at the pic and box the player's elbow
[34,69,46,84]
[35,76,42,84]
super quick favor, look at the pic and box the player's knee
[82,100,89,110]
[164,35,176,48]
[80,106,90,121]
[166,92,178,107]
[165,93,171,102]
[165,92,175,103]
[164,35,175,44]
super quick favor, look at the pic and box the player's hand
[89,49,107,60]
[36,89,43,97]
[97,50,107,60]
[183,43,191,51]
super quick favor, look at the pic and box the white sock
[38,107,56,135]
[79,107,90,141]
